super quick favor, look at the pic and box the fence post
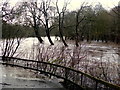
[65,68,68,79]
[81,74,83,86]
[64,68,68,88]
[37,61,38,70]
[49,64,52,78]
[95,81,98,90]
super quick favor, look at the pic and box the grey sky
[1,0,120,10]
[69,0,119,10]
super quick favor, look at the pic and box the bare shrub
[15,41,120,85]
[1,38,21,58]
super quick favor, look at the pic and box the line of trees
[2,1,120,46]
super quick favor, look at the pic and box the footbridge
[0,56,120,90]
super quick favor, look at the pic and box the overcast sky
[69,0,119,10]
[1,0,120,10]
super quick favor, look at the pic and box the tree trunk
[46,30,54,45]
[33,15,43,43]
[42,2,54,45]
[58,14,68,47]
[75,24,79,47]
[45,19,54,45]
[34,28,43,43]
[75,11,79,47]
[60,32,68,47]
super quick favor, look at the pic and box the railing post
[65,68,68,80]
[64,68,69,89]
[81,74,83,86]
[37,61,38,70]
[95,81,98,90]
[49,64,52,78]
[36,61,39,76]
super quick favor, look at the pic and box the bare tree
[2,37,21,58]
[22,1,56,45]
[40,0,54,45]
[22,2,44,43]
[74,3,87,47]
[56,0,68,47]
[1,2,22,59]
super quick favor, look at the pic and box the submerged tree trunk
[45,18,54,45]
[75,13,79,47]
[75,15,79,47]
[58,14,68,47]
[46,31,54,45]
[34,28,43,43]
[33,15,43,43]
[59,27,68,47]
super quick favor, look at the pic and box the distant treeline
[2,20,59,38]
[2,20,42,38]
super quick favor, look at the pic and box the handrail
[1,56,120,90]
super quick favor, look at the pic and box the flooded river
[14,37,120,63]
[0,37,120,86]
[0,37,119,63]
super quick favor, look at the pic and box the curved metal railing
[1,56,120,90]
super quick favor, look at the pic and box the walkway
[0,63,65,90]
